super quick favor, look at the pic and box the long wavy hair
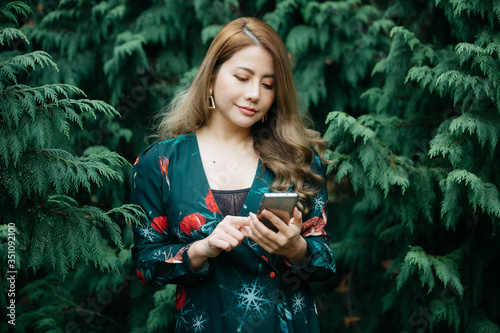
[154,17,327,213]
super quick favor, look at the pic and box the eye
[234,75,248,82]
[262,83,274,90]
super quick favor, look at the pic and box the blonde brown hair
[154,17,327,213]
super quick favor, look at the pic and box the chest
[158,135,276,240]
[198,142,260,190]
[203,156,258,190]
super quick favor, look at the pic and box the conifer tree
[0,2,144,330]
[324,0,500,331]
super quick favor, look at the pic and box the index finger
[226,216,251,227]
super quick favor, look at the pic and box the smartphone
[257,192,299,232]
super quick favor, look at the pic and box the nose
[244,81,260,102]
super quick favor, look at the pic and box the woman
[131,17,335,332]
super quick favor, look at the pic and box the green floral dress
[131,133,335,333]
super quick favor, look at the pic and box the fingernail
[242,227,251,237]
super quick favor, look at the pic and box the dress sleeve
[283,154,336,282]
[130,143,212,288]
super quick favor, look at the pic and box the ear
[209,74,215,89]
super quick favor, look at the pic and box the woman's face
[210,45,276,130]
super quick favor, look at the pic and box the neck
[198,117,253,146]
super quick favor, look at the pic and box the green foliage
[324,112,410,199]
[146,285,176,332]
[396,246,464,297]
[465,316,500,333]
[0,2,145,327]
[440,170,500,229]
[324,0,500,332]
[0,1,32,26]
[12,247,150,333]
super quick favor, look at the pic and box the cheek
[264,93,276,110]
[214,80,239,101]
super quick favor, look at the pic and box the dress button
[270,272,276,278]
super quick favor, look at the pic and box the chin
[229,117,259,129]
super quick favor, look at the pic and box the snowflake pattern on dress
[311,194,326,215]
[221,270,276,332]
[191,311,208,332]
[137,223,160,243]
[180,305,208,332]
[291,292,308,323]
[172,226,188,243]
[176,303,209,332]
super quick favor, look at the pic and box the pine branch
[286,24,317,56]
[102,31,148,104]
[201,25,223,44]
[396,246,464,297]
[262,0,298,33]
[135,2,191,44]
[324,111,410,196]
[0,51,58,88]
[449,109,498,150]
[302,0,363,25]
[441,169,500,229]
[0,27,29,46]
[1,81,118,168]
[7,197,145,278]
[293,55,327,107]
[147,285,176,332]
[0,1,32,25]
[1,148,129,204]
[465,316,500,333]
[429,109,499,169]
[39,8,80,26]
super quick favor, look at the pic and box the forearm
[187,239,214,272]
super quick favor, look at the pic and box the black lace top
[211,188,250,216]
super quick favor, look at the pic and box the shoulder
[156,133,198,153]
[310,149,327,176]
[135,133,197,165]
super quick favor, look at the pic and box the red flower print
[136,269,148,286]
[151,216,168,234]
[180,214,206,235]
[175,285,186,310]
[205,189,220,213]
[165,246,187,264]
[159,156,170,186]
[301,216,326,237]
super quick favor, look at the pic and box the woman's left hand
[248,208,309,265]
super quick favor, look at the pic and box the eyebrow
[236,66,275,78]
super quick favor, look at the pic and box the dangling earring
[261,113,268,123]
[208,89,215,109]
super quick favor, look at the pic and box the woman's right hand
[187,216,251,270]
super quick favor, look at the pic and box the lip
[236,104,257,116]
